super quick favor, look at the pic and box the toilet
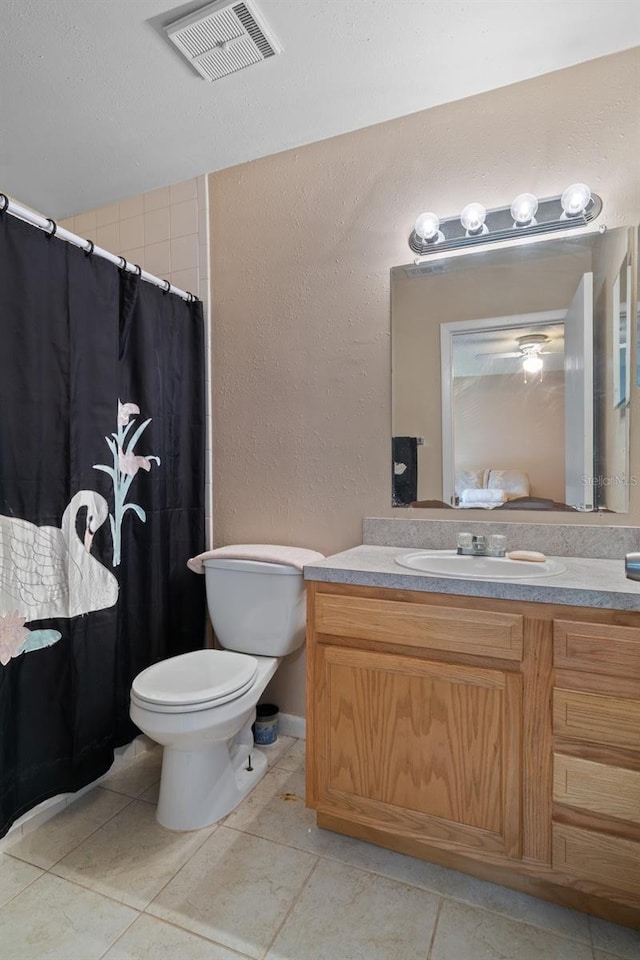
[130,545,321,830]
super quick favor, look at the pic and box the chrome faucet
[471,535,488,554]
[457,533,506,558]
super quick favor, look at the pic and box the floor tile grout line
[3,792,137,872]
[95,902,141,960]
[0,861,45,912]
[141,905,259,960]
[34,834,630,960]
[140,822,221,914]
[421,890,596,950]
[99,781,158,803]
[139,822,320,959]
[222,821,599,952]
[426,896,444,960]
[99,752,163,801]
[97,908,257,960]
[3,858,633,960]
[8,746,636,959]
[259,855,322,960]
[223,821,452,908]
[38,803,218,914]
[29,867,146,915]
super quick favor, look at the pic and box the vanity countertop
[304,545,640,610]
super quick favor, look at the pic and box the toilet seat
[131,649,259,713]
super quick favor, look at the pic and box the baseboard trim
[278,713,306,739]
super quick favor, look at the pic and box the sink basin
[395,550,566,580]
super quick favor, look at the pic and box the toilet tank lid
[203,558,302,575]
[190,544,325,574]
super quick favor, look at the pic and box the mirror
[391,226,637,513]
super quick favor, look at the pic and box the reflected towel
[457,501,504,509]
[187,544,325,574]
[392,436,418,505]
[460,487,507,504]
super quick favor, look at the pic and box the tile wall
[58,177,213,544]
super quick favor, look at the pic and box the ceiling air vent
[165,0,282,82]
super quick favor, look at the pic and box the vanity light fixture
[511,193,539,227]
[414,211,444,245]
[560,182,592,218]
[408,183,602,257]
[460,202,488,237]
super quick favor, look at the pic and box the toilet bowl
[130,649,279,829]
[129,548,321,831]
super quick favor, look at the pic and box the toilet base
[156,735,268,831]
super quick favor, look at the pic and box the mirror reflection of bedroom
[450,320,566,510]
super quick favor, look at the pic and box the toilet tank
[202,558,307,657]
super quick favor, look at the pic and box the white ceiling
[1,0,639,218]
[453,323,565,377]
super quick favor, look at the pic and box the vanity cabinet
[306,581,640,928]
[312,644,522,858]
[551,618,640,904]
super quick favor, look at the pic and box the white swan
[0,490,119,622]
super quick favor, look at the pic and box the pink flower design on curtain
[0,612,29,666]
[117,401,140,427]
[118,449,154,476]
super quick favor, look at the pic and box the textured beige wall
[209,49,640,716]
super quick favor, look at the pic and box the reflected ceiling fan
[475,334,551,381]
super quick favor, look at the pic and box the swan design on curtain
[0,491,119,665]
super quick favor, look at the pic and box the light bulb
[561,183,591,217]
[460,202,487,236]
[511,193,539,226]
[522,355,543,374]
[414,211,441,242]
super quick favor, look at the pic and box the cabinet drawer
[315,594,523,660]
[554,620,640,680]
[553,754,640,823]
[553,823,640,897]
[553,689,640,751]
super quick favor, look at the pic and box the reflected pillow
[455,469,489,496]
[487,469,530,497]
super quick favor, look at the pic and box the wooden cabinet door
[313,645,523,859]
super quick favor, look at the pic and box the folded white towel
[457,501,504,509]
[460,487,507,504]
[187,543,325,575]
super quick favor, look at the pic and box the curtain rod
[0,194,198,303]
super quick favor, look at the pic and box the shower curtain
[0,211,206,837]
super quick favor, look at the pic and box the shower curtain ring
[84,240,94,257]
[118,256,127,270]
[162,280,171,295]
[45,219,57,238]
[0,194,8,215]
[133,264,142,277]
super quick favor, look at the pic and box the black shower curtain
[0,212,206,837]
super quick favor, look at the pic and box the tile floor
[1,737,638,960]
